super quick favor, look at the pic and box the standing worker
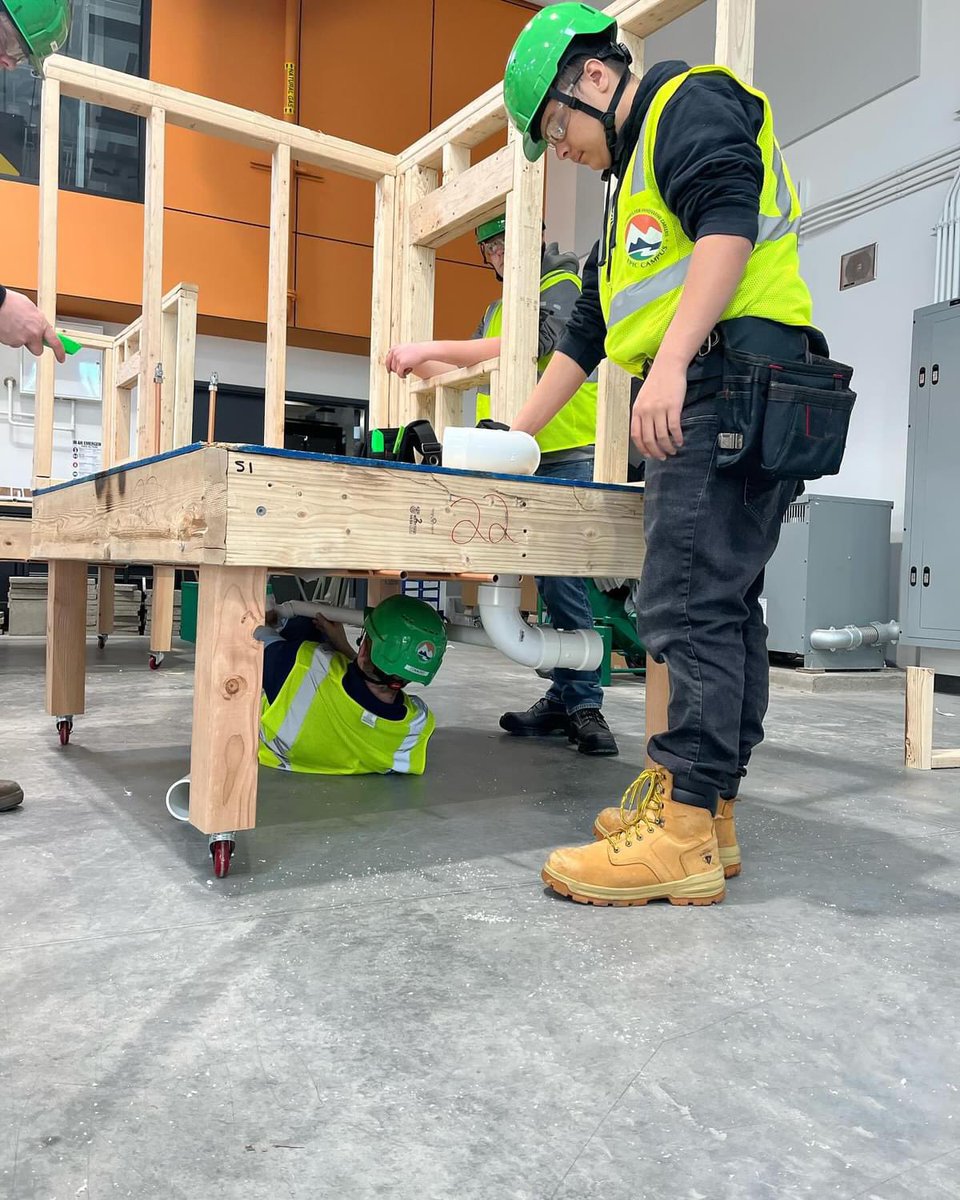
[0,0,71,813]
[502,4,851,905]
[385,218,619,757]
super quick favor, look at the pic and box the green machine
[539,579,645,685]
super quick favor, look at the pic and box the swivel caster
[97,633,107,650]
[148,652,164,671]
[209,834,236,879]
[56,717,73,746]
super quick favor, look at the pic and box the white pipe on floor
[477,574,602,671]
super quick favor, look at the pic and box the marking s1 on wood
[234,460,255,474]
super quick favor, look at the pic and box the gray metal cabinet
[763,494,893,669]
[901,301,960,649]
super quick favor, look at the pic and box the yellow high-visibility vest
[599,65,814,376]
[259,645,434,775]
[477,269,598,453]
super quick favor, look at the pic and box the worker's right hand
[0,290,66,362]
[385,341,432,378]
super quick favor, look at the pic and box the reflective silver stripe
[771,143,791,219]
[260,646,331,766]
[630,108,653,194]
[757,212,800,242]
[391,697,430,774]
[608,256,692,327]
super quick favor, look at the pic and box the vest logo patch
[416,641,435,663]
[625,212,664,264]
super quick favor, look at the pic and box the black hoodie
[558,60,766,377]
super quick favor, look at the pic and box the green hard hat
[363,594,447,686]
[475,215,506,244]
[1,0,70,69]
[504,2,617,162]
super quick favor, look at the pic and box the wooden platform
[0,514,33,561]
[32,444,645,837]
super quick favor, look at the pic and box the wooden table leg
[46,560,88,732]
[904,665,934,770]
[643,654,670,768]
[149,564,175,656]
[188,565,266,835]
[97,565,115,644]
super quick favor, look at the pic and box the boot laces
[605,768,665,852]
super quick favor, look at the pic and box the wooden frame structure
[28,0,769,858]
[904,666,960,771]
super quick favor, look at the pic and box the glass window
[0,0,148,201]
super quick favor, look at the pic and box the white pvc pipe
[477,576,602,672]
[165,774,191,821]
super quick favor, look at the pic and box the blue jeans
[637,381,798,799]
[535,456,604,714]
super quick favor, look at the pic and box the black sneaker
[499,697,569,738]
[567,709,619,756]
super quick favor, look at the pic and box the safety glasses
[541,69,585,146]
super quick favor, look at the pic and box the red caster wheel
[210,838,235,878]
[56,718,73,746]
[148,652,164,671]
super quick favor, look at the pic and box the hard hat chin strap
[547,67,631,162]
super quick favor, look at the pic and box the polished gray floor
[2,636,959,1200]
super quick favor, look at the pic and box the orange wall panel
[434,259,502,341]
[165,211,269,324]
[296,236,373,338]
[296,0,432,246]
[431,0,535,125]
[151,0,284,227]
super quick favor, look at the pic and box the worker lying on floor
[256,595,447,776]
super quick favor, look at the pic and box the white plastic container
[443,426,541,475]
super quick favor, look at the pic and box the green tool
[58,333,82,356]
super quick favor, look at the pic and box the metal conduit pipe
[478,575,603,672]
[808,620,901,653]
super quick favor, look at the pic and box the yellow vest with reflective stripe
[600,66,814,376]
[477,269,599,454]
[258,645,434,776]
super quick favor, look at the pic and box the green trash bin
[179,580,198,643]
[179,579,272,644]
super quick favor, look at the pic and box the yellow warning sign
[284,62,296,116]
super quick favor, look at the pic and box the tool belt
[714,335,856,482]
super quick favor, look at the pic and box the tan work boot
[593,794,742,879]
[542,768,725,907]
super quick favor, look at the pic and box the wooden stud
[396,165,439,426]
[115,352,142,389]
[45,559,87,718]
[138,106,165,458]
[498,131,543,425]
[932,750,960,769]
[714,0,756,81]
[408,145,513,250]
[607,0,708,39]
[149,565,176,654]
[643,655,670,765]
[399,83,506,172]
[442,142,471,180]
[43,55,397,181]
[408,357,498,395]
[100,343,117,470]
[97,565,116,637]
[904,666,934,770]
[368,174,398,431]
[172,285,199,449]
[594,360,633,483]
[188,564,267,835]
[264,142,292,448]
[33,77,61,487]
[160,306,178,453]
[435,384,462,441]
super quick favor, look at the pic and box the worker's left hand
[630,358,687,460]
[385,342,432,379]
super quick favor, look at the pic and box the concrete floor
[2,636,960,1200]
